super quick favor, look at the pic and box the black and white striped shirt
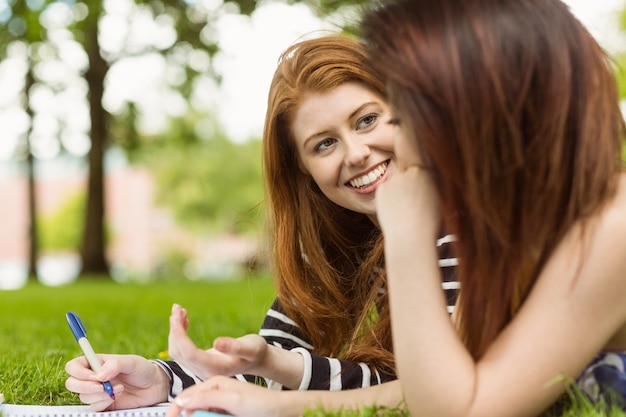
[154,233,458,397]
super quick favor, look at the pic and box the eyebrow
[302,101,381,148]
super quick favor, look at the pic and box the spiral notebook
[0,403,170,417]
[0,402,229,417]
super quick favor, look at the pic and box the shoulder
[604,173,626,227]
[571,173,626,312]
[593,173,626,252]
[537,174,626,307]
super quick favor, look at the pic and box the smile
[347,161,389,189]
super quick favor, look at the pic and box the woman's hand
[376,165,440,241]
[168,304,271,380]
[165,376,288,417]
[65,354,169,411]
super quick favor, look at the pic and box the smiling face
[291,82,395,221]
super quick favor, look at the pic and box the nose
[344,136,370,167]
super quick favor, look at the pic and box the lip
[345,160,390,194]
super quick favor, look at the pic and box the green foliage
[146,128,265,234]
[37,191,112,252]
[620,4,626,35]
[540,377,626,417]
[0,278,275,405]
[37,192,86,252]
[303,403,408,417]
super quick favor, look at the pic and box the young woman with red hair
[64,34,458,411]
[164,1,626,416]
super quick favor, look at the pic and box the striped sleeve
[155,234,458,395]
[151,359,201,400]
[290,347,395,390]
[241,298,396,390]
[437,233,459,313]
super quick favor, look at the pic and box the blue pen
[66,311,115,400]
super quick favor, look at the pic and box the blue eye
[357,114,378,130]
[314,137,337,152]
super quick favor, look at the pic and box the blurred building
[0,154,259,287]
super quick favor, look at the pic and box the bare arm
[377,168,626,417]
[167,299,397,392]
[165,377,405,417]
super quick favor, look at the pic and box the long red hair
[263,35,393,372]
[362,0,626,358]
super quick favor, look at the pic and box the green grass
[0,277,276,406]
[1,277,625,417]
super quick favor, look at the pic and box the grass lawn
[0,276,276,406]
[0,276,624,417]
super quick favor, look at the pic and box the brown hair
[362,0,626,358]
[262,34,393,373]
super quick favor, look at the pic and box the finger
[212,337,234,353]
[67,355,121,383]
[214,335,264,362]
[181,307,189,331]
[66,356,99,381]
[79,390,115,408]
[168,321,198,357]
[169,304,187,334]
[83,394,115,412]
[98,354,152,383]
[166,398,185,417]
[91,355,126,382]
[65,377,106,395]
[171,377,241,417]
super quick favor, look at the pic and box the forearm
[385,230,475,417]
[276,380,404,417]
[257,299,395,391]
[252,344,304,390]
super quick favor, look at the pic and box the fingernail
[174,397,187,407]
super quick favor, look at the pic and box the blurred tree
[0,0,365,279]
[0,1,52,282]
[38,191,86,252]
[144,116,264,234]
[24,66,38,281]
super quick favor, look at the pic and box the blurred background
[0,0,625,289]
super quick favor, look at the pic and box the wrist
[258,345,304,390]
[150,360,171,403]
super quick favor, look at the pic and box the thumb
[214,334,265,362]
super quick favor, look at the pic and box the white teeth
[349,162,388,188]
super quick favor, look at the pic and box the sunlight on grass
[0,277,275,406]
[1,278,625,416]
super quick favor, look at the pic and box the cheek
[310,169,334,191]
[302,160,333,190]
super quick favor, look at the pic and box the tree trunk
[25,66,39,281]
[80,3,110,276]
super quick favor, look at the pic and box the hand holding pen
[65,314,172,411]
[66,311,115,400]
